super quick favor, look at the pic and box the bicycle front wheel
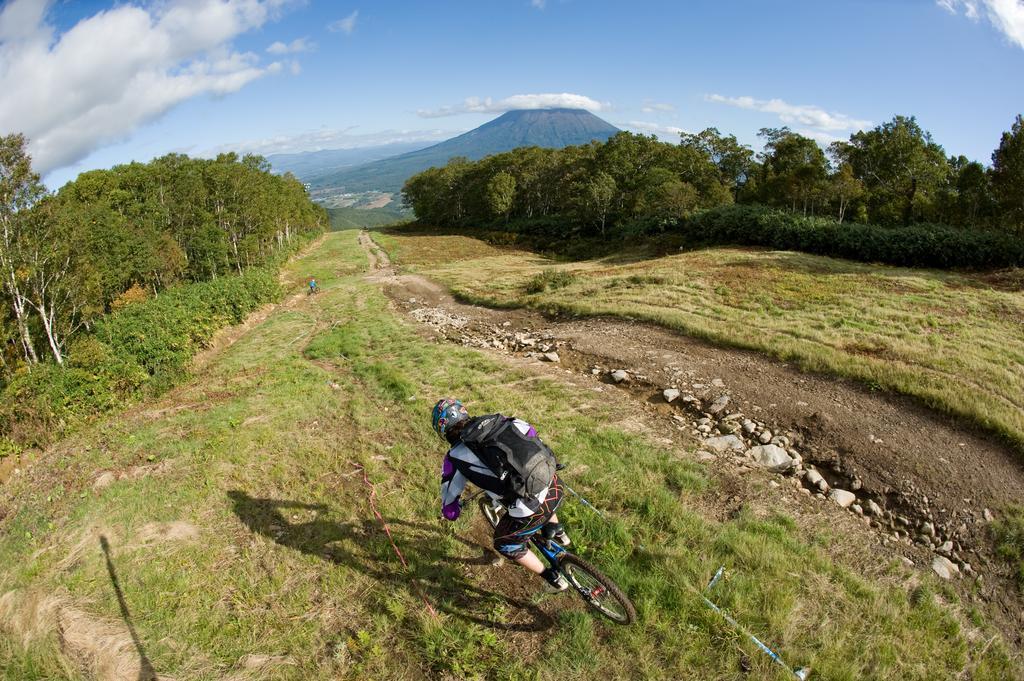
[559,554,636,625]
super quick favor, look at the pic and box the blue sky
[1,0,1022,188]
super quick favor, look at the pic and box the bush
[0,267,281,446]
[679,205,1024,270]
[525,269,577,294]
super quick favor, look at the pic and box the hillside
[267,142,432,183]
[327,205,408,231]
[1,230,1020,679]
[311,109,620,193]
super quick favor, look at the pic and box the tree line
[0,134,327,383]
[402,114,1024,242]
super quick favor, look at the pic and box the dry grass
[376,229,1024,452]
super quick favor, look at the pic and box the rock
[931,555,960,580]
[711,378,725,388]
[590,368,600,375]
[828,489,857,508]
[921,522,936,538]
[742,420,756,434]
[696,450,716,462]
[611,370,630,384]
[938,540,954,555]
[900,556,915,568]
[865,500,883,517]
[805,469,826,489]
[719,421,741,435]
[93,471,117,490]
[770,435,790,447]
[708,395,731,416]
[758,430,773,444]
[852,504,863,515]
[747,444,794,473]
[541,352,560,363]
[703,435,746,453]
[663,388,681,403]
[697,425,712,434]
[983,508,994,522]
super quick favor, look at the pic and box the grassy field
[328,206,408,231]
[0,231,1019,680]
[375,228,1024,453]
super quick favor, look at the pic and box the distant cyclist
[432,398,571,591]
[308,277,318,295]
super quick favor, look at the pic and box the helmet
[431,398,469,439]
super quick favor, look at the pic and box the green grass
[0,231,1019,679]
[375,228,1024,454]
[993,507,1024,591]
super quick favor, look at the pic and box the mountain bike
[464,489,636,625]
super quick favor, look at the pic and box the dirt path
[358,230,1024,642]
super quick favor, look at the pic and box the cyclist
[432,397,571,592]
[308,277,318,294]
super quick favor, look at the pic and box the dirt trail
[358,230,1024,641]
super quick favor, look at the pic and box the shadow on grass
[99,535,158,681]
[227,490,555,633]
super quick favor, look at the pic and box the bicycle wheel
[559,553,636,625]
[478,496,505,529]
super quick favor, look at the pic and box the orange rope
[353,462,439,619]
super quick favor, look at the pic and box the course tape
[353,462,439,619]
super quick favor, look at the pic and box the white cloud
[0,0,295,176]
[418,93,607,118]
[622,121,688,140]
[267,37,314,54]
[796,129,844,146]
[214,127,455,156]
[705,94,871,132]
[531,0,547,8]
[641,101,675,114]
[938,0,1024,48]
[329,10,359,34]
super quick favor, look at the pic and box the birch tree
[0,134,44,365]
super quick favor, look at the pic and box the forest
[402,115,1024,267]
[0,135,327,446]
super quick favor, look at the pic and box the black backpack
[459,414,557,500]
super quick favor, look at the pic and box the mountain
[266,141,432,182]
[310,108,620,194]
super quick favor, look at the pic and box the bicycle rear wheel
[559,554,635,625]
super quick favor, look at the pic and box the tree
[679,127,755,197]
[577,172,617,235]
[991,114,1024,233]
[0,133,44,365]
[485,171,516,223]
[829,164,864,223]
[635,168,699,221]
[832,116,949,226]
[756,128,830,215]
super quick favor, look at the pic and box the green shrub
[525,268,577,294]
[97,267,279,385]
[680,205,1024,270]
[0,267,281,446]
